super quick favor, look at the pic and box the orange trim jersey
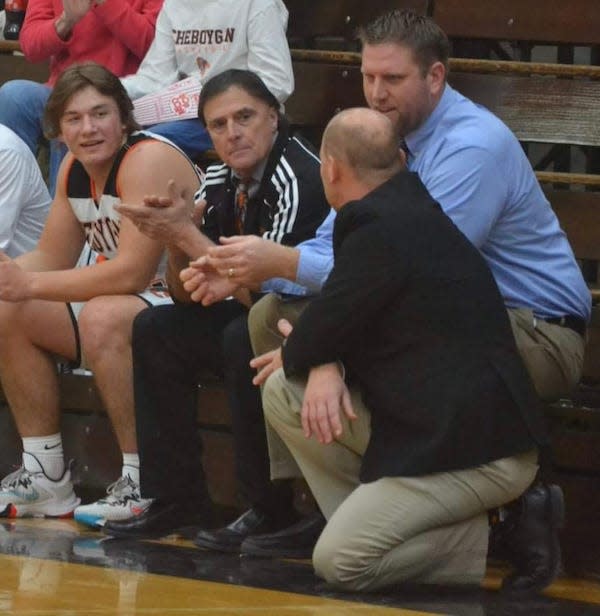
[65,131,201,280]
[66,131,149,260]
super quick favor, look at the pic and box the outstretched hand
[116,179,201,244]
[203,235,286,287]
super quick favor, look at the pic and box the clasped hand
[180,235,284,306]
[180,257,239,305]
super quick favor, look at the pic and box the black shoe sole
[102,526,174,540]
[194,536,243,553]
[240,545,314,559]
[104,519,202,540]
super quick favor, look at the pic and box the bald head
[321,108,403,184]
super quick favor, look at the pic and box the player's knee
[78,297,131,358]
[0,300,23,336]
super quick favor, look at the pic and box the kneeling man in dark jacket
[261,107,551,592]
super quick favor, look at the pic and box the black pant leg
[133,301,245,506]
[221,314,294,517]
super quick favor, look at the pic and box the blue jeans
[145,118,213,160]
[0,79,66,196]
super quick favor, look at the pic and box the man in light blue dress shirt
[357,10,590,404]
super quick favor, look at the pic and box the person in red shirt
[0,0,162,194]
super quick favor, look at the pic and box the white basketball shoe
[0,464,80,518]
[74,475,152,529]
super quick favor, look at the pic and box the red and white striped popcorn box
[133,74,202,126]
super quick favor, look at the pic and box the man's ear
[323,154,340,185]
[427,61,446,98]
[268,108,278,133]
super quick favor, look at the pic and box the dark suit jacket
[282,171,548,482]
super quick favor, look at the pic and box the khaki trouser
[508,307,585,401]
[263,368,539,591]
[248,293,312,479]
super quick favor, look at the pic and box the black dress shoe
[195,507,289,553]
[493,483,564,594]
[103,501,213,540]
[241,511,326,559]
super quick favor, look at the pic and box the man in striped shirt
[104,69,329,539]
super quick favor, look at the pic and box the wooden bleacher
[1,0,600,574]
[285,0,430,50]
[0,39,48,82]
[434,0,600,48]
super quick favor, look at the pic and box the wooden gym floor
[0,518,599,615]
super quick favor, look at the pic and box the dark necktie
[399,138,411,166]
[235,181,249,235]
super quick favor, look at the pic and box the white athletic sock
[22,434,65,481]
[122,453,140,484]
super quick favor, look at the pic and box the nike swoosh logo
[43,443,61,450]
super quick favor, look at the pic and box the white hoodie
[122,0,293,103]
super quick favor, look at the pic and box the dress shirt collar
[404,84,458,163]
[231,132,277,197]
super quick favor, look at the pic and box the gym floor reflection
[0,518,599,615]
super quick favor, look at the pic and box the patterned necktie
[235,181,249,235]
